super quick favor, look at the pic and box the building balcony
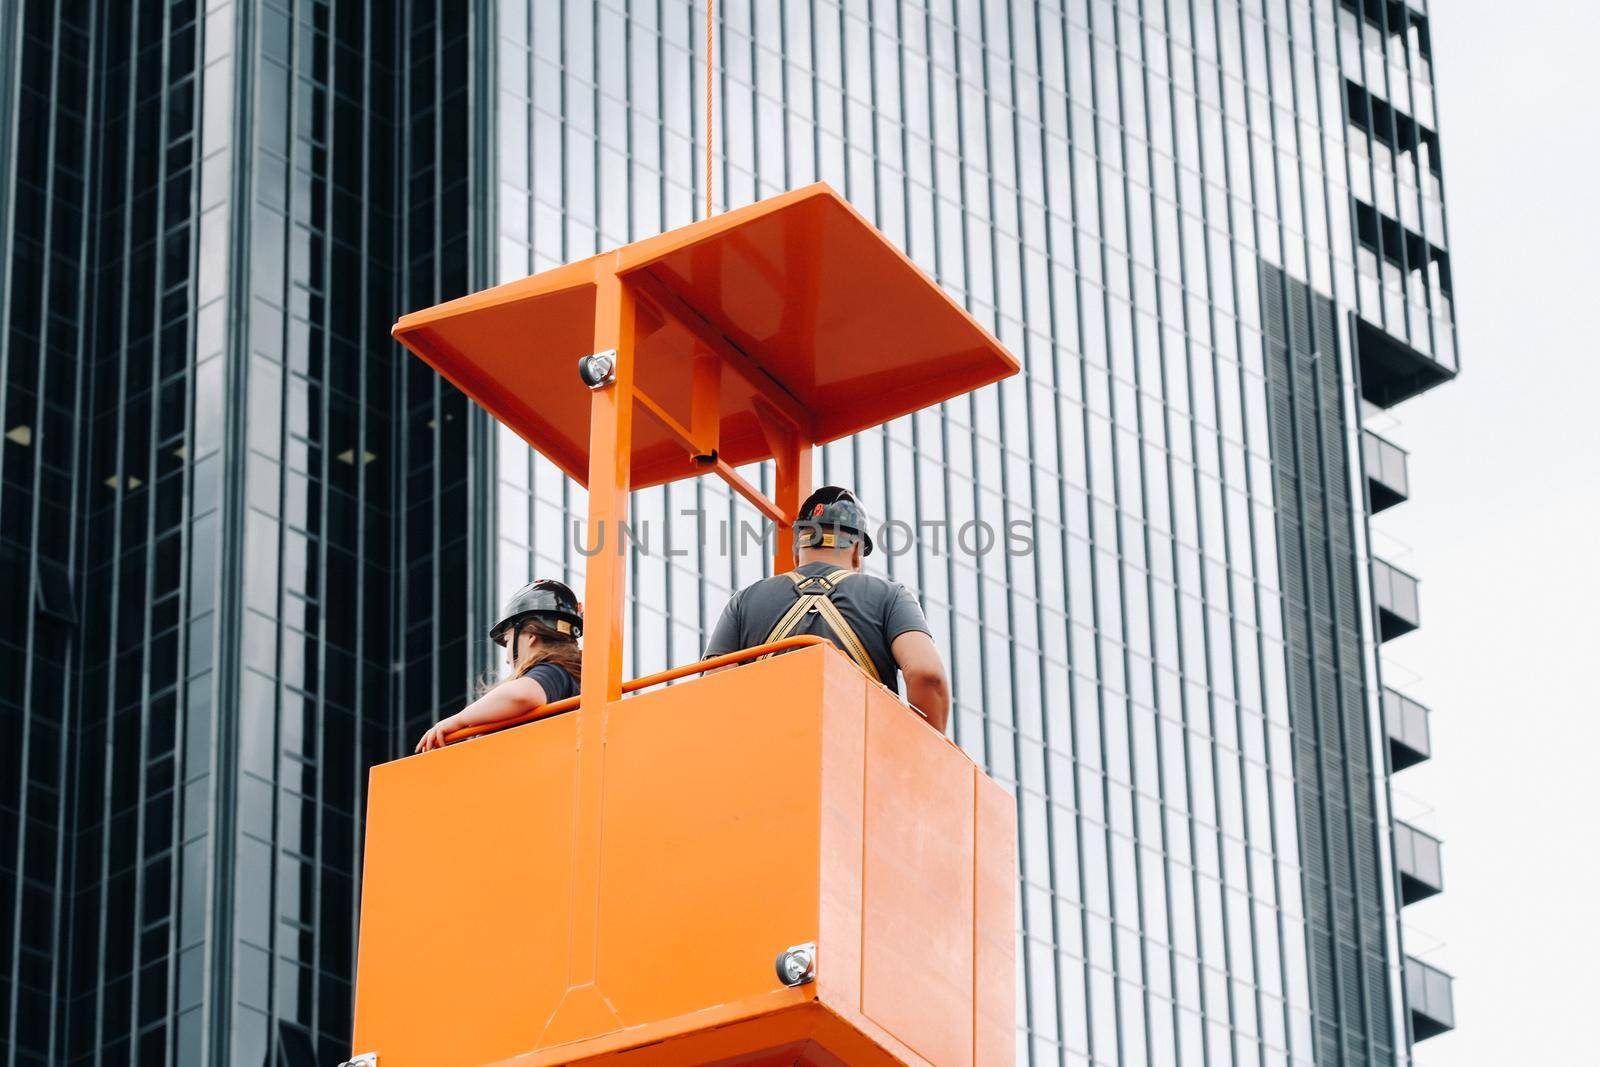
[1405,956,1456,1041]
[1372,557,1421,640]
[1363,429,1410,512]
[1382,687,1431,770]
[1392,820,1444,904]
[1355,310,1456,408]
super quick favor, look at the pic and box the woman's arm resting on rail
[415,675,551,752]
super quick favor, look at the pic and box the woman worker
[415,579,584,752]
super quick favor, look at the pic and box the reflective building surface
[2,1,495,1062]
[1,0,1455,1064]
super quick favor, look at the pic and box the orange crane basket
[353,184,1021,1066]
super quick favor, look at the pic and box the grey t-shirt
[703,561,932,694]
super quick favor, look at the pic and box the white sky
[1364,2,1600,1062]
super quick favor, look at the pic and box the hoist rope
[705,0,715,218]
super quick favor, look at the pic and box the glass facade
[2,1,494,1062]
[1,0,1457,1064]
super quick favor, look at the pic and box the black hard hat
[793,485,874,556]
[490,578,583,643]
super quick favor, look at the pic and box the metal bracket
[775,941,817,986]
[578,349,618,389]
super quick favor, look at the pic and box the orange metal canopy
[391,182,1018,491]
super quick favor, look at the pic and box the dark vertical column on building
[203,0,494,1060]
[0,0,96,1062]
[1260,262,1393,1067]
[117,0,198,1057]
[57,1,208,1062]
[392,0,495,786]
[1,0,493,1060]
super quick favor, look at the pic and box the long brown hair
[479,618,582,697]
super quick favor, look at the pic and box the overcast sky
[1366,2,1600,1062]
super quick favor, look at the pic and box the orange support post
[580,266,636,707]
[689,352,721,462]
[760,402,812,574]
[542,267,638,1041]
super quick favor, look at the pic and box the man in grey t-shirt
[703,486,951,732]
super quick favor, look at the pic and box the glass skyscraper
[1,0,1456,1064]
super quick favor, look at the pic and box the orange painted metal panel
[390,183,1018,492]
[860,697,976,1067]
[974,773,1019,1067]
[816,653,868,1022]
[353,712,581,1066]
[351,645,1015,1066]
[592,660,825,1027]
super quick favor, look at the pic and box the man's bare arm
[891,630,951,733]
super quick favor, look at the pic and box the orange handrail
[439,635,831,745]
